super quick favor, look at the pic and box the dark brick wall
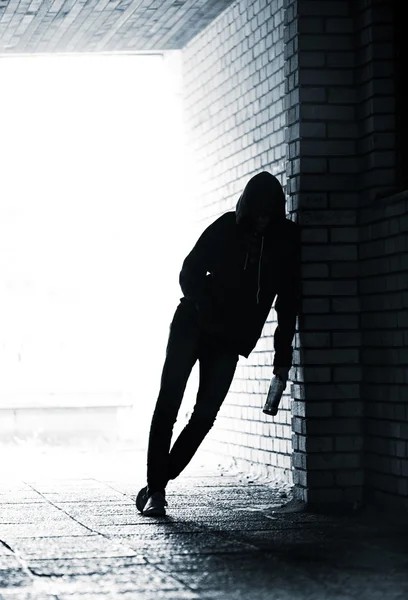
[354,0,397,205]
[285,0,363,506]
[360,190,408,510]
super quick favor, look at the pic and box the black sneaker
[142,492,167,517]
[136,486,149,513]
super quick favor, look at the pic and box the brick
[335,436,364,452]
[302,313,359,332]
[297,17,325,34]
[300,173,357,192]
[299,210,357,225]
[303,349,360,365]
[300,139,356,156]
[295,332,331,347]
[298,35,353,52]
[307,452,362,469]
[297,367,332,383]
[299,87,327,103]
[327,122,358,138]
[330,262,359,278]
[307,471,335,487]
[301,104,355,121]
[329,158,360,173]
[302,281,358,296]
[301,228,329,243]
[300,122,327,138]
[285,122,300,142]
[335,470,364,487]
[293,469,307,486]
[292,417,306,435]
[301,263,330,278]
[292,401,306,418]
[329,192,360,209]
[302,244,358,261]
[299,1,350,17]
[332,332,362,346]
[299,51,325,68]
[334,401,363,418]
[306,437,334,453]
[299,69,354,86]
[330,228,359,243]
[292,451,307,469]
[302,298,330,313]
[327,52,355,68]
[325,18,354,34]
[327,86,356,104]
[332,297,360,313]
[301,192,328,208]
[365,151,396,169]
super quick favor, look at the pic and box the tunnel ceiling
[0,0,234,54]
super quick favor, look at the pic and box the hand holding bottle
[263,373,287,416]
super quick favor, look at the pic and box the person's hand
[273,366,290,384]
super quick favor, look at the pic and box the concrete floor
[0,444,407,600]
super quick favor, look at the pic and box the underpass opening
[0,51,196,460]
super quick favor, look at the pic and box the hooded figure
[136,171,302,517]
[179,171,301,368]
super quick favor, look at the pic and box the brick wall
[182,0,293,482]
[285,0,363,506]
[355,1,408,510]
[181,0,407,508]
[354,0,397,205]
[360,192,408,510]
[283,0,405,508]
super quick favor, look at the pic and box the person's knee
[189,408,218,431]
[152,398,179,423]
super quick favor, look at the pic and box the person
[136,171,301,516]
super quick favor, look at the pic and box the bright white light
[0,54,188,411]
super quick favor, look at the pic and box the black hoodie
[179,172,301,367]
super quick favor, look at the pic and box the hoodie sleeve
[179,216,222,308]
[273,223,301,371]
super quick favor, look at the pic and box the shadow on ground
[0,442,407,599]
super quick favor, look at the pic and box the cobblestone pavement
[0,444,407,600]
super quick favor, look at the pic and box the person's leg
[146,303,200,496]
[166,338,238,482]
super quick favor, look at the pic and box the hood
[235,171,286,228]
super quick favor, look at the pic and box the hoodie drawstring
[243,235,264,304]
[257,236,264,304]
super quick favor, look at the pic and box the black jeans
[146,302,239,495]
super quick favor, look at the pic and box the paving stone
[0,505,67,525]
[120,532,254,556]
[94,522,206,535]
[24,570,189,595]
[26,556,147,576]
[4,536,137,560]
[0,523,91,538]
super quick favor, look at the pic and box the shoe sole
[142,506,166,517]
[136,486,148,513]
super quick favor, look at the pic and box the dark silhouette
[136,171,301,516]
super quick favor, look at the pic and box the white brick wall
[182,0,292,483]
